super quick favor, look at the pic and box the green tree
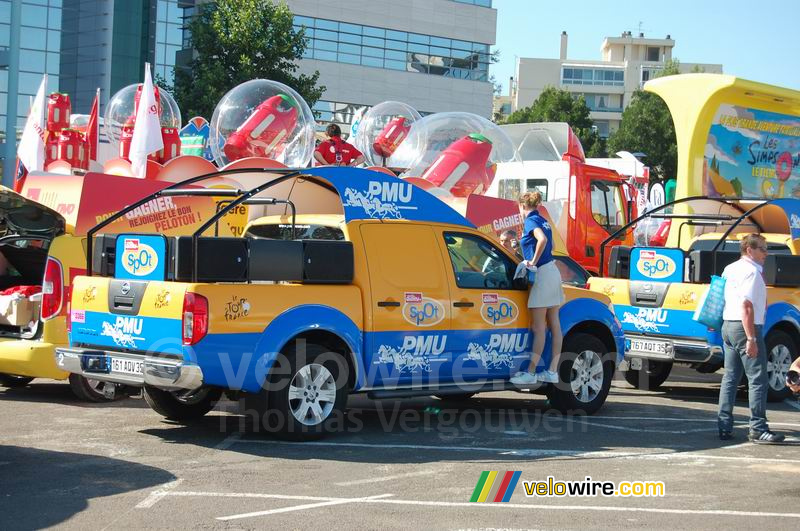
[172,0,324,120]
[502,86,604,156]
[607,60,681,180]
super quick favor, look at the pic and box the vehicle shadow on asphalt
[0,445,175,530]
[0,382,148,409]
[136,391,800,464]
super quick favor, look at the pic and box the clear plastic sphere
[103,83,182,153]
[209,79,316,167]
[397,112,518,177]
[354,101,421,167]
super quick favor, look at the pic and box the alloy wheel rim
[767,344,792,392]
[288,363,337,426]
[570,350,604,403]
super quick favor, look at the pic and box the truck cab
[57,167,624,440]
[490,123,636,275]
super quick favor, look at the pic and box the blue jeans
[717,321,769,433]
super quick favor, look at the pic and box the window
[246,223,344,241]
[526,179,549,200]
[647,46,660,62]
[554,256,589,287]
[590,180,628,233]
[498,179,522,202]
[444,233,520,290]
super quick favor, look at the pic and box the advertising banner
[705,105,800,199]
[465,194,523,238]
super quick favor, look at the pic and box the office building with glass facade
[285,0,496,128]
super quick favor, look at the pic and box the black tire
[0,373,34,388]
[263,342,349,441]
[548,333,614,415]
[623,359,673,390]
[434,393,476,401]
[68,374,119,402]
[143,385,222,421]
[765,329,797,402]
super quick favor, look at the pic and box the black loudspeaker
[607,246,632,278]
[771,255,800,287]
[688,250,740,283]
[169,237,248,282]
[91,234,117,277]
[248,239,304,281]
[302,240,354,284]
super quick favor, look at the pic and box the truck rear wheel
[0,374,34,388]
[143,386,222,421]
[68,374,119,402]
[548,333,613,415]
[766,329,797,402]
[265,343,349,441]
[624,359,672,390]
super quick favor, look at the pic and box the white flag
[17,74,48,172]
[129,63,163,178]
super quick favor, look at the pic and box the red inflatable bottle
[158,127,181,164]
[47,93,71,133]
[45,132,60,167]
[223,94,298,161]
[372,116,410,159]
[420,133,495,197]
[57,128,88,170]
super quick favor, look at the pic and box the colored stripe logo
[470,471,521,502]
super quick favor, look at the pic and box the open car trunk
[0,187,65,338]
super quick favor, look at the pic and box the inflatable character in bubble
[223,94,298,161]
[421,133,497,197]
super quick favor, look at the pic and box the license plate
[110,357,143,376]
[629,338,671,357]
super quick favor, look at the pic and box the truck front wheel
[548,333,614,415]
[765,329,797,402]
[143,386,222,421]
[623,359,673,390]
[266,343,349,441]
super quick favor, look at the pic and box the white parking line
[217,493,394,521]
[231,439,800,464]
[162,491,800,520]
[135,479,184,509]
[335,470,437,487]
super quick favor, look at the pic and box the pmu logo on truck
[121,239,159,277]
[481,293,518,326]
[636,250,675,280]
[403,292,445,327]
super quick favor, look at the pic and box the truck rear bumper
[54,347,204,391]
[624,334,724,365]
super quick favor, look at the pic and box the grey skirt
[528,260,565,308]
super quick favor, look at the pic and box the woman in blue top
[510,190,565,386]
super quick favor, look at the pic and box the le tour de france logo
[402,292,445,327]
[636,250,675,280]
[121,238,159,277]
[480,293,518,327]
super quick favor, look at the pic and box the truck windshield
[590,180,627,233]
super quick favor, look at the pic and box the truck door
[437,230,530,381]
[585,173,630,274]
[359,223,452,388]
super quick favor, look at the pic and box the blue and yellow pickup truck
[56,167,623,439]
[589,197,800,400]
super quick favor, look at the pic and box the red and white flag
[86,88,100,161]
[129,63,163,178]
[17,74,48,172]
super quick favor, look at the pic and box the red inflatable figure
[47,93,71,133]
[372,116,411,160]
[223,94,298,161]
[421,133,496,197]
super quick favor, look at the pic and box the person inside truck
[510,190,565,386]
[717,233,785,444]
[313,124,365,167]
[499,229,522,259]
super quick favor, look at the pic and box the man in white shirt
[717,234,784,444]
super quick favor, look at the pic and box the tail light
[41,257,64,321]
[182,292,208,345]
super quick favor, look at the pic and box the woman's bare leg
[546,305,563,372]
[527,307,548,372]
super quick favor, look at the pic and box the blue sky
[491,0,800,94]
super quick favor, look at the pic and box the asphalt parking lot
[1,367,799,530]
